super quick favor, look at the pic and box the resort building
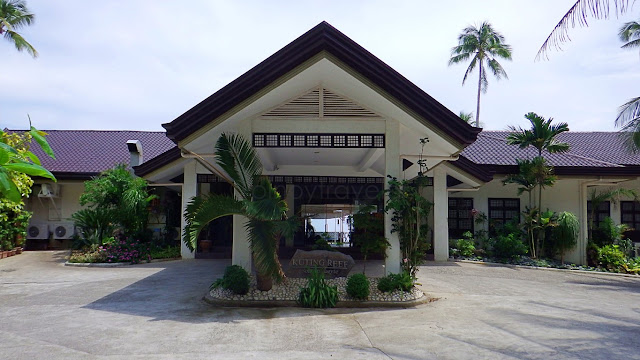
[23,22,640,272]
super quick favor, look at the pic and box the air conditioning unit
[27,223,50,240]
[38,183,59,198]
[52,223,75,240]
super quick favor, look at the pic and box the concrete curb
[64,258,181,267]
[452,259,640,279]
[203,291,434,308]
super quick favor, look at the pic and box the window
[448,198,474,239]
[621,201,640,242]
[621,201,640,229]
[587,201,610,228]
[488,198,520,235]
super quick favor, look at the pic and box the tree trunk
[256,271,273,291]
[476,65,482,127]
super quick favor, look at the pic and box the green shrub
[625,257,640,274]
[598,245,627,272]
[150,245,180,259]
[211,265,250,295]
[311,238,334,251]
[346,273,370,300]
[456,238,476,257]
[377,271,414,293]
[492,233,528,259]
[298,268,338,308]
[68,245,107,263]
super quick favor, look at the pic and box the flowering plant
[102,237,151,264]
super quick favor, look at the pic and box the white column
[285,184,295,247]
[433,166,449,261]
[232,189,252,272]
[579,182,589,265]
[180,160,197,259]
[384,119,401,274]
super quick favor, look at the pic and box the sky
[1,0,639,133]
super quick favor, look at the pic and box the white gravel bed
[209,275,424,303]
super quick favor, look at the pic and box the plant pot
[0,251,4,259]
[15,247,22,254]
[8,250,15,257]
[198,239,212,253]
[256,272,273,291]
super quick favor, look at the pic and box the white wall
[449,177,587,264]
[27,181,86,224]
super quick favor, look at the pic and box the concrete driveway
[0,252,639,359]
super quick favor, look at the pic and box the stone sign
[287,250,355,279]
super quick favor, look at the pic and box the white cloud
[0,0,637,133]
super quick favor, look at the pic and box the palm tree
[506,112,570,159]
[449,22,512,127]
[458,111,475,125]
[182,133,298,291]
[506,112,569,258]
[615,20,640,151]
[0,0,37,57]
[503,157,557,258]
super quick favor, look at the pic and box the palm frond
[462,56,478,84]
[537,0,631,60]
[615,96,640,152]
[215,133,263,200]
[619,20,640,43]
[182,194,244,251]
[3,29,36,57]
[244,176,287,221]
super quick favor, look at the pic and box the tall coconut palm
[183,133,298,291]
[0,0,37,57]
[449,22,512,127]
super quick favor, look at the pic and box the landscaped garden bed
[451,255,635,274]
[205,272,428,308]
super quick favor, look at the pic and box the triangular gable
[261,87,381,119]
[163,21,480,146]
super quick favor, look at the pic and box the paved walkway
[1,251,639,359]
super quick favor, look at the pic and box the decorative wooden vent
[262,87,380,118]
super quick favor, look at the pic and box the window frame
[448,197,474,239]
[587,200,611,228]
[488,198,521,235]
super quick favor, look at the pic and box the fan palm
[449,22,512,127]
[0,0,37,57]
[182,133,298,291]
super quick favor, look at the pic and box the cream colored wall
[449,177,587,264]
[27,181,86,224]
